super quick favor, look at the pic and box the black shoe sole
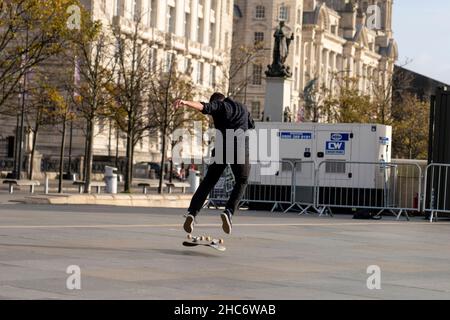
[184,215,194,234]
[221,213,232,234]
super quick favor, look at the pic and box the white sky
[394,0,450,84]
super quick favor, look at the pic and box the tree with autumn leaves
[305,66,429,160]
[0,0,80,112]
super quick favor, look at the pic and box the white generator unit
[247,123,393,206]
[255,122,392,165]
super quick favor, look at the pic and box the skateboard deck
[183,235,226,252]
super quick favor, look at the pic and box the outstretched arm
[173,99,204,112]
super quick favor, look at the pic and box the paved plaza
[0,197,450,300]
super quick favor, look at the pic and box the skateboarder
[173,93,254,234]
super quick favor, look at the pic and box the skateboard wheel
[200,236,205,241]
[206,236,212,241]
[187,234,193,240]
[219,239,224,245]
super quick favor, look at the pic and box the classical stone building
[232,0,398,122]
[0,0,234,177]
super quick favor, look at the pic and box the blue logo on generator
[279,132,312,140]
[326,141,346,155]
[331,133,350,141]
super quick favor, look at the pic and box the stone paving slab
[23,194,192,208]
[0,204,450,299]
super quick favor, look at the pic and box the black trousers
[188,162,250,216]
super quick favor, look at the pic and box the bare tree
[147,58,205,193]
[110,16,155,193]
[24,73,55,179]
[222,43,265,99]
[69,20,117,193]
[43,82,76,193]
[370,59,414,125]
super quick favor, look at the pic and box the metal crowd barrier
[205,160,423,220]
[315,161,422,220]
[242,160,294,212]
[284,161,317,215]
[206,165,236,209]
[424,164,450,222]
[206,161,294,212]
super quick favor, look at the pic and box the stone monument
[264,21,294,122]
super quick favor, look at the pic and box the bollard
[44,175,49,194]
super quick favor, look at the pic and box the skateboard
[183,235,226,252]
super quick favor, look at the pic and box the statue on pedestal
[266,21,294,78]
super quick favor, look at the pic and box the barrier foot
[318,206,333,217]
[298,205,312,215]
[283,203,310,214]
[394,209,410,221]
[430,211,437,223]
[271,203,283,213]
[238,201,249,210]
[374,209,384,219]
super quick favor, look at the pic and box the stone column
[315,41,323,81]
[347,56,354,77]
[156,0,167,32]
[175,0,185,36]
[321,48,328,87]
[214,0,222,49]
[190,0,199,42]
[202,0,211,46]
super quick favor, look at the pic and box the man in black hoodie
[173,93,254,234]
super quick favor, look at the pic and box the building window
[331,25,337,35]
[197,61,204,84]
[150,0,157,27]
[279,5,289,21]
[149,47,157,72]
[131,0,141,22]
[197,18,204,43]
[254,32,264,45]
[252,64,262,85]
[210,65,216,87]
[251,101,261,119]
[165,52,174,73]
[209,22,216,46]
[184,58,191,74]
[185,13,191,38]
[255,5,265,19]
[167,5,175,33]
